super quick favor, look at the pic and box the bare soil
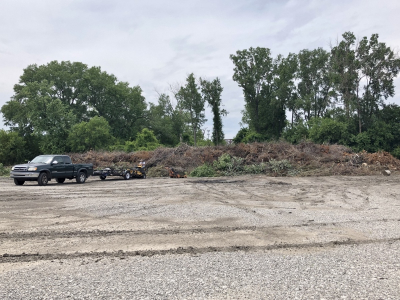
[1,174,400,272]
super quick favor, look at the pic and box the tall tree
[200,77,227,145]
[296,48,333,121]
[1,61,147,151]
[355,34,400,132]
[148,93,185,146]
[330,32,358,121]
[230,47,274,134]
[231,48,295,139]
[175,74,206,146]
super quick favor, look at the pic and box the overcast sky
[1,0,400,138]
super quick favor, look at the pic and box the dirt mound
[67,142,400,176]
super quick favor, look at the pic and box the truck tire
[56,178,65,184]
[38,172,49,186]
[100,175,106,180]
[14,179,25,185]
[124,172,131,180]
[76,171,87,183]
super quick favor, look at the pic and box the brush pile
[67,141,400,177]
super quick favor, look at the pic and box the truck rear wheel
[56,178,65,183]
[76,172,87,183]
[38,172,49,186]
[14,179,25,185]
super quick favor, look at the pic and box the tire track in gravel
[190,181,267,218]
[2,237,400,264]
[1,217,398,240]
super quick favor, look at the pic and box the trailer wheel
[142,173,146,179]
[14,179,25,185]
[56,178,65,184]
[124,172,131,180]
[38,172,49,186]
[100,175,106,180]
[76,172,87,183]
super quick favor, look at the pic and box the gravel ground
[1,241,399,299]
[1,175,400,299]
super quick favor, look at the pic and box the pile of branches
[67,141,400,176]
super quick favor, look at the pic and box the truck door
[51,156,66,178]
[64,156,74,178]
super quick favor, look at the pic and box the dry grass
[67,142,400,177]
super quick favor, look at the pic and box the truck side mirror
[52,161,58,165]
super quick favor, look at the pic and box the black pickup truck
[10,155,93,186]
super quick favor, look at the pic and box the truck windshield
[30,156,54,164]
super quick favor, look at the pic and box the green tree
[67,116,114,152]
[132,128,160,151]
[354,34,400,132]
[200,77,227,145]
[0,130,26,165]
[330,32,358,121]
[230,47,274,134]
[1,61,147,149]
[308,117,350,145]
[148,93,185,146]
[176,74,206,146]
[231,48,294,139]
[233,127,249,144]
[296,48,333,122]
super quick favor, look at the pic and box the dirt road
[1,174,399,262]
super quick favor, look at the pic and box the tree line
[231,32,400,157]
[0,61,225,164]
[1,31,400,165]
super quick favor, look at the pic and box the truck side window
[64,156,72,164]
[54,156,64,164]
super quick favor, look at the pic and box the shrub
[268,159,292,176]
[243,163,267,174]
[190,164,215,177]
[0,163,10,176]
[213,154,244,176]
[0,130,26,165]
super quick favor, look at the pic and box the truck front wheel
[76,172,87,183]
[38,173,49,186]
[14,179,25,185]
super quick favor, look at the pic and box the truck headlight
[28,167,37,171]
[11,166,15,171]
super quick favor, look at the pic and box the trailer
[94,166,146,180]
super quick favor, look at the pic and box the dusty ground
[1,174,400,261]
[1,174,400,298]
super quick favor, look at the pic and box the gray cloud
[1,0,400,138]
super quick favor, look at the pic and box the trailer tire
[124,172,131,180]
[14,179,25,185]
[100,175,106,180]
[38,172,49,186]
[56,178,65,184]
[76,171,87,184]
[142,173,146,179]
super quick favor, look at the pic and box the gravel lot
[0,174,399,299]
